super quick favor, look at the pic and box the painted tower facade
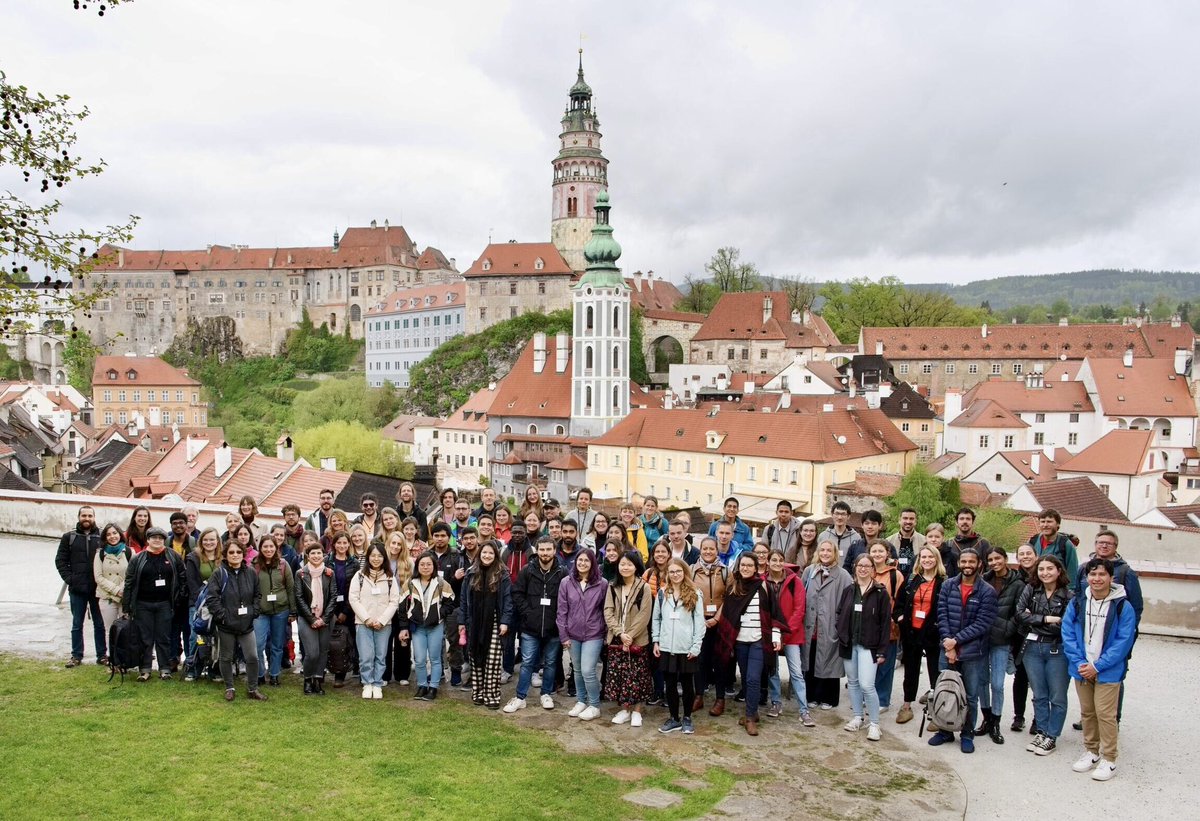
[551,52,609,273]
[571,191,630,438]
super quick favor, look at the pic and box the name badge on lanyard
[854,603,863,612]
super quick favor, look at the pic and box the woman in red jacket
[764,549,812,725]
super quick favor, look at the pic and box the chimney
[383,219,389,231]
[1059,317,1069,326]
[1174,348,1190,376]
[185,435,206,462]
[276,431,294,462]
[171,424,180,444]
[320,456,337,471]
[533,333,548,374]
[664,394,673,410]
[879,381,893,399]
[763,296,774,324]
[981,323,988,339]
[822,402,834,413]
[1123,347,1134,368]
[849,380,857,398]
[944,389,963,424]
[875,339,884,356]
[117,248,125,268]
[370,219,377,228]
[148,407,161,427]
[1171,315,1182,328]
[214,442,233,478]
[744,381,755,395]
[555,332,569,373]
[780,391,791,409]
[1030,451,1041,476]
[803,308,813,326]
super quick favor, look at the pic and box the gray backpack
[923,669,968,734]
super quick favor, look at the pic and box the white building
[1056,428,1168,520]
[365,282,465,388]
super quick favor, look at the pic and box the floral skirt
[603,643,654,705]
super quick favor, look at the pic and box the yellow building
[92,356,206,429]
[586,405,916,522]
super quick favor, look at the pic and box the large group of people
[55,488,1141,780]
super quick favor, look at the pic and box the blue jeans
[845,644,880,724]
[355,624,392,687]
[69,591,106,661]
[411,623,444,689]
[254,611,290,677]
[569,639,603,707]
[939,651,986,738]
[517,633,558,699]
[735,641,764,719]
[874,640,898,708]
[979,644,1012,716]
[186,606,198,666]
[1023,641,1070,738]
[767,643,809,714]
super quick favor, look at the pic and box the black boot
[1011,715,1025,732]
[989,717,1005,745]
[304,678,314,695]
[975,709,993,736]
[316,677,327,695]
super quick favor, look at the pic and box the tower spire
[551,51,608,272]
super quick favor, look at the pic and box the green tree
[292,377,399,430]
[0,343,20,379]
[705,247,761,293]
[62,327,99,394]
[294,420,413,477]
[629,308,650,384]
[677,273,720,313]
[972,507,1027,552]
[821,276,986,343]
[884,464,957,532]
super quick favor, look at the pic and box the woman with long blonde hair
[651,558,705,734]
[383,530,415,687]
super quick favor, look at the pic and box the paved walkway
[5,534,1196,818]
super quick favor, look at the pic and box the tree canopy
[820,276,987,343]
[294,420,412,478]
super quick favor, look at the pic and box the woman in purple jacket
[557,548,609,721]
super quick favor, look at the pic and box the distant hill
[909,269,1200,310]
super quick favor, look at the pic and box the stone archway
[651,335,684,374]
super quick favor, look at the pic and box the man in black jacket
[505,536,566,713]
[428,523,466,686]
[54,506,103,667]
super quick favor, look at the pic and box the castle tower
[570,191,630,438]
[551,50,609,272]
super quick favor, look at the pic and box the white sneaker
[867,723,881,741]
[1091,759,1117,781]
[500,671,512,685]
[612,709,631,725]
[532,672,543,688]
[540,694,555,710]
[630,711,643,728]
[568,701,587,717]
[844,716,864,732]
[362,686,372,699]
[372,685,383,699]
[1072,751,1101,773]
[502,697,526,713]
[579,706,600,721]
[398,679,409,686]
[819,702,834,710]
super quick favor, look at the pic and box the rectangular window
[898,364,909,375]
[968,363,979,374]
[707,461,715,477]
[118,391,126,402]
[103,411,113,425]
[650,457,657,470]
[102,390,112,402]
[1033,432,1045,445]
[979,435,990,448]
[1068,432,1078,446]
[759,349,768,360]
[613,454,620,468]
[509,282,518,295]
[638,455,644,468]
[537,282,546,295]
[666,458,673,471]
[480,307,487,320]
[1003,435,1014,448]
[1012,363,1024,374]
[748,466,756,481]
[945,363,956,374]
[771,469,779,483]
[706,351,713,361]
[790,470,798,484]
[921,363,933,374]
[921,423,929,432]
[901,422,910,432]
[118,411,127,425]
[176,391,183,402]
[741,348,749,360]
[991,364,1002,375]
[683,459,691,473]
[208,293,224,304]
[727,348,735,361]
[1069,413,1080,423]
[1035,413,1046,423]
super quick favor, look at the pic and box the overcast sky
[6,1,1200,285]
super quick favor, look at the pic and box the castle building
[551,51,609,272]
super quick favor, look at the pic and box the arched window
[613,306,620,331]
[585,345,594,370]
[528,424,538,435]
[502,424,512,434]
[613,385,621,412]
[585,306,594,331]
[613,345,620,369]
[584,386,592,410]
[555,424,565,435]
[350,304,361,322]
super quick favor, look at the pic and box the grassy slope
[0,656,727,820]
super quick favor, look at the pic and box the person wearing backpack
[253,536,297,688]
[1062,557,1136,782]
[405,552,456,701]
[868,541,903,713]
[184,528,223,681]
[208,540,265,702]
[123,527,186,682]
[296,543,336,695]
[55,505,103,668]
[93,523,131,663]
[349,543,401,700]
[1016,555,1073,757]
[837,554,893,742]
[975,546,1027,745]
[894,546,945,725]
[1030,509,1080,580]
[763,501,802,561]
[928,548,998,754]
[693,537,730,716]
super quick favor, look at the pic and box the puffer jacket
[936,575,998,661]
[55,525,101,595]
[207,563,259,635]
[652,588,705,656]
[404,576,456,629]
[984,569,1027,646]
[93,545,130,605]
[295,564,336,626]
[895,572,943,644]
[1016,583,1072,647]
[349,570,401,627]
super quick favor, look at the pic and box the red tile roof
[641,308,706,324]
[1015,477,1129,521]
[831,470,1001,507]
[1147,503,1200,530]
[591,406,915,463]
[927,451,965,474]
[179,447,255,502]
[1086,357,1197,418]
[381,414,441,444]
[93,449,164,498]
[629,277,684,311]
[92,356,199,388]
[368,283,465,316]
[1059,429,1157,476]
[963,378,1094,414]
[1139,321,1198,359]
[416,247,454,271]
[949,399,1029,429]
[260,464,352,511]
[693,291,838,348]
[463,243,573,277]
[544,452,588,471]
[206,452,295,504]
[490,337,572,419]
[863,323,1154,360]
[996,449,1066,481]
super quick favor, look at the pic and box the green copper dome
[577,191,626,289]
[570,51,592,98]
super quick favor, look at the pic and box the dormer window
[446,293,456,303]
[107,370,117,380]
[126,370,137,381]
[482,259,492,271]
[534,257,545,271]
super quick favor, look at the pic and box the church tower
[551,50,609,272]
[570,191,630,438]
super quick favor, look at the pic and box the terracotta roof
[463,243,573,277]
[92,356,199,388]
[1139,321,1198,359]
[949,399,1029,429]
[125,425,225,452]
[641,308,706,324]
[1045,360,1085,382]
[692,292,837,348]
[381,414,441,444]
[93,449,164,498]
[368,282,466,316]
[927,451,965,474]
[962,378,1094,414]
[830,470,1001,507]
[805,361,846,392]
[996,449,1066,481]
[493,452,523,465]
[489,336,572,419]
[179,447,255,502]
[1147,503,1200,529]
[416,246,454,271]
[544,452,588,471]
[1059,429,1157,476]
[494,433,571,445]
[1086,357,1197,418]
[259,464,353,511]
[591,406,915,463]
[863,323,1153,360]
[205,452,295,504]
[1015,477,1129,521]
[628,277,684,311]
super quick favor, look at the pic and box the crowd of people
[56,486,1142,780]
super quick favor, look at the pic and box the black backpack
[107,615,144,682]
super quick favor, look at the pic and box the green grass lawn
[0,656,729,820]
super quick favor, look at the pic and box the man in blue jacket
[929,548,998,754]
[1063,557,1137,782]
[708,497,752,554]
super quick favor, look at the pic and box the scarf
[306,563,325,617]
[104,541,127,557]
